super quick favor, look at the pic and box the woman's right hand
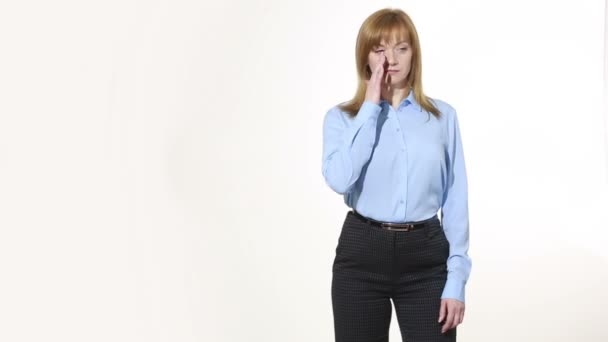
[365,54,387,105]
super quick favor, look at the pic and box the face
[367,39,413,87]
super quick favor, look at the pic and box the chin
[388,77,407,85]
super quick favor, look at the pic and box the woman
[321,8,471,342]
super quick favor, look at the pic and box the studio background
[0,0,607,341]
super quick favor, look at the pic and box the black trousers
[331,210,456,342]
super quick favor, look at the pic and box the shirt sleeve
[440,106,472,303]
[322,100,382,194]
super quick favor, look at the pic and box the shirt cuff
[441,275,466,303]
[353,100,381,124]
[341,100,382,146]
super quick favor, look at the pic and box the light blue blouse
[321,90,471,302]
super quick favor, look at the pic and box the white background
[0,0,607,341]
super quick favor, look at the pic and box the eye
[400,48,408,51]
[375,50,384,53]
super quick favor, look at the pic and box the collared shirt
[321,90,471,302]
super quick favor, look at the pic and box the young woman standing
[322,8,471,342]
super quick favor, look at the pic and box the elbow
[323,173,350,195]
[327,181,351,195]
[322,165,353,195]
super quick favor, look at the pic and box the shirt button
[401,148,405,152]
[400,200,404,204]
[396,128,400,132]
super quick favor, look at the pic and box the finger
[375,60,383,78]
[451,310,460,329]
[438,300,446,323]
[374,62,383,86]
[454,311,460,327]
[369,64,376,83]
[442,305,456,333]
[371,63,378,80]
[378,55,385,71]
[383,56,388,80]
[379,58,386,83]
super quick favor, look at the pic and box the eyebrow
[378,41,409,46]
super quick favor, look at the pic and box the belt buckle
[382,223,414,231]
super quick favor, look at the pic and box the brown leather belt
[351,210,437,232]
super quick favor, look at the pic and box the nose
[383,49,396,64]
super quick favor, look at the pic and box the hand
[438,298,465,334]
[364,54,387,105]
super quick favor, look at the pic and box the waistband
[350,209,439,232]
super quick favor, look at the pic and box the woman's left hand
[438,298,465,333]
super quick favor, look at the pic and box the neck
[381,84,411,106]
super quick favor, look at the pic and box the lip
[387,70,399,73]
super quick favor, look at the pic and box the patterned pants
[331,210,456,342]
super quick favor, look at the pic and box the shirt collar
[380,89,421,111]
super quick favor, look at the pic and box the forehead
[377,40,409,46]
[374,29,410,46]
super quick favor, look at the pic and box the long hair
[338,8,441,119]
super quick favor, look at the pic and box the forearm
[440,105,471,303]
[322,101,382,194]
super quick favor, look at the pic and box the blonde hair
[338,8,441,119]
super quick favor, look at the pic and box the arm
[440,106,472,303]
[321,100,382,194]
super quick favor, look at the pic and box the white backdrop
[0,0,607,341]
